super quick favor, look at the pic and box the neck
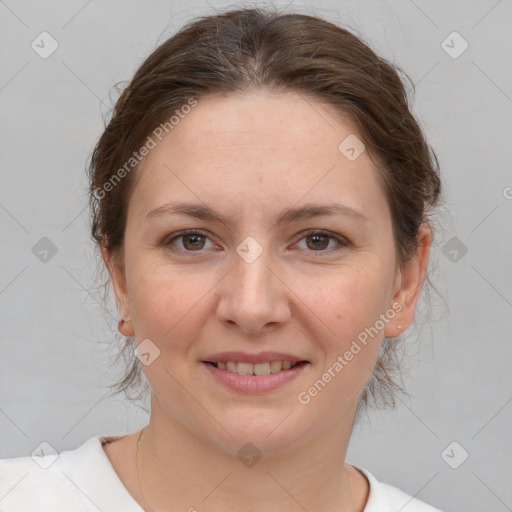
[135,394,367,512]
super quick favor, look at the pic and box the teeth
[237,362,253,375]
[269,361,283,373]
[214,360,299,375]
[254,362,270,375]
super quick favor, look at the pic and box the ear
[384,223,432,337]
[101,245,135,337]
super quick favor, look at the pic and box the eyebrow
[145,201,369,227]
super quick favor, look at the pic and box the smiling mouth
[203,360,308,375]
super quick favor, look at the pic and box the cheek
[126,256,217,344]
[298,292,385,411]
[126,262,216,398]
[304,262,391,336]
[301,264,391,383]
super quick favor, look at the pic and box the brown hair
[88,7,442,415]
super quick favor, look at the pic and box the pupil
[185,234,204,250]
[308,234,328,250]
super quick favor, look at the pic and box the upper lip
[202,351,308,364]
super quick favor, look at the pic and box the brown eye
[305,233,330,250]
[181,233,206,251]
[164,230,215,253]
[295,230,347,253]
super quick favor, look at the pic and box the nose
[215,244,291,335]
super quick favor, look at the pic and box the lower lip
[202,362,309,393]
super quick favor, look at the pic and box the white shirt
[0,434,442,511]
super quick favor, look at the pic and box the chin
[202,409,309,457]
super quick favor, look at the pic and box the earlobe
[118,317,133,337]
[384,223,432,337]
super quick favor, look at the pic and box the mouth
[200,354,310,393]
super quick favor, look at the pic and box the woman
[0,7,443,511]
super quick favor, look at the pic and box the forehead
[129,90,390,225]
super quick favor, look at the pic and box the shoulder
[0,441,93,511]
[352,465,444,512]
[0,434,142,512]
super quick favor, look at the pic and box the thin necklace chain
[136,426,153,512]
[136,426,355,511]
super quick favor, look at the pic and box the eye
[294,229,348,253]
[163,230,217,253]
[163,229,349,255]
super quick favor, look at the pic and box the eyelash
[163,229,349,255]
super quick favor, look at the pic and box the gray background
[1,1,511,511]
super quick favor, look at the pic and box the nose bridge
[233,234,276,303]
[215,234,290,332]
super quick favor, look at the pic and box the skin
[102,90,432,512]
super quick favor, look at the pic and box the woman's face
[106,90,428,455]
